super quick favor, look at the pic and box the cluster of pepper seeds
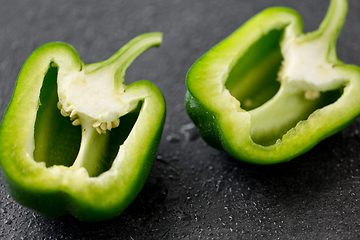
[57,102,80,126]
[92,119,120,134]
[57,102,120,134]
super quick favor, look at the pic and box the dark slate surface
[1,0,360,239]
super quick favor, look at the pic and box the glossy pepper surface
[185,0,360,164]
[0,32,165,221]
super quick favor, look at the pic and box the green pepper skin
[186,0,360,164]
[0,33,165,221]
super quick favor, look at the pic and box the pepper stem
[278,0,348,91]
[315,0,348,61]
[318,0,348,38]
[85,32,163,91]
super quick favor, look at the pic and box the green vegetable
[185,0,360,164]
[0,32,165,221]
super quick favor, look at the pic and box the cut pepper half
[0,32,165,221]
[186,0,360,164]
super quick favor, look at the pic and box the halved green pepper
[0,32,165,221]
[186,0,360,164]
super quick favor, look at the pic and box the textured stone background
[1,0,360,239]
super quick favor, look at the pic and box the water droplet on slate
[180,123,199,141]
[166,133,180,142]
[4,219,12,225]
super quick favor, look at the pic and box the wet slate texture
[1,0,360,239]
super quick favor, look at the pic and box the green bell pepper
[0,32,165,221]
[185,0,360,164]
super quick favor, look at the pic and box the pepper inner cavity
[34,64,81,167]
[224,29,343,146]
[225,30,283,111]
[33,63,141,177]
